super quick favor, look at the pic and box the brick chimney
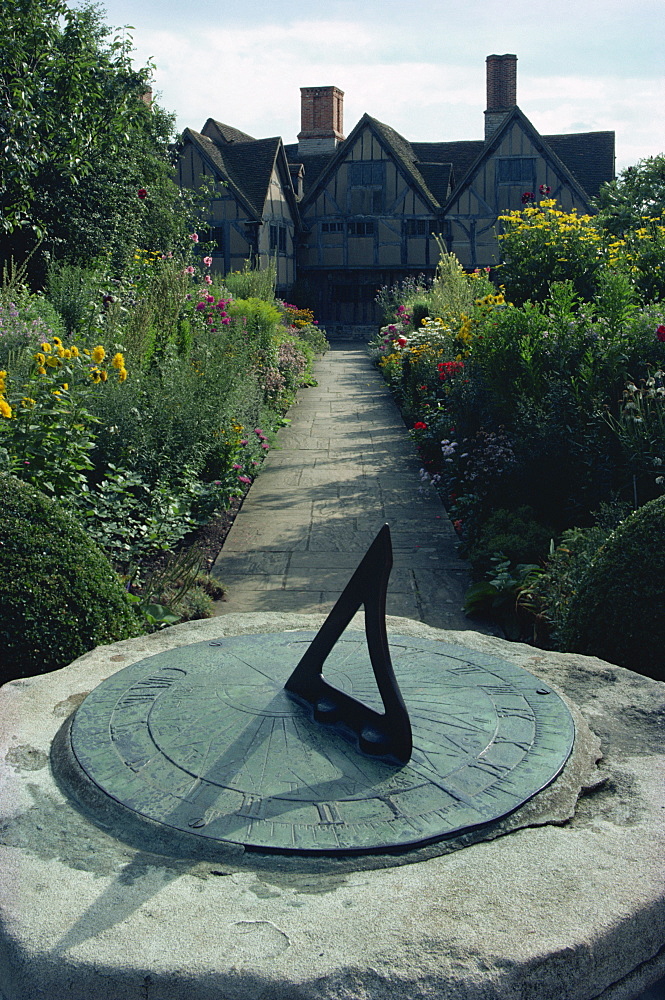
[297,86,344,156]
[484,54,517,141]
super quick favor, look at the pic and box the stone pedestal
[1,613,663,1000]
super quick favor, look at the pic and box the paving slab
[212,343,478,630]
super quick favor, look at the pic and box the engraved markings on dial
[70,633,574,852]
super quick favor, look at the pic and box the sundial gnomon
[61,526,575,855]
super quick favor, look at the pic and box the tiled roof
[184,129,282,219]
[544,131,615,199]
[283,144,335,196]
[412,141,485,189]
[222,137,283,216]
[205,119,257,144]
[417,163,453,206]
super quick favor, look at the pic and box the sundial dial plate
[67,632,575,854]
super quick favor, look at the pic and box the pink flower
[195,302,207,311]
[184,266,195,275]
[203,256,213,266]
[261,442,270,450]
[238,475,252,485]
[205,294,215,303]
[232,463,242,470]
[189,233,199,243]
[204,275,212,284]
[240,439,248,445]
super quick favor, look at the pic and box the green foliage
[604,369,665,504]
[497,200,605,304]
[224,259,276,300]
[0,475,144,682]
[0,2,197,280]
[468,506,553,578]
[292,322,329,354]
[520,522,613,650]
[464,555,541,639]
[45,262,105,338]
[562,496,665,679]
[0,337,128,499]
[594,154,665,237]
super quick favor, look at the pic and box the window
[208,226,224,255]
[348,160,385,214]
[269,224,287,254]
[497,158,536,183]
[348,161,384,186]
[347,221,375,236]
[321,222,345,233]
[406,219,428,237]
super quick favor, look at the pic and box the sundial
[57,526,575,857]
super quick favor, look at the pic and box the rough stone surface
[1,613,664,1000]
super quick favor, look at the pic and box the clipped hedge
[0,476,144,684]
[563,496,665,680]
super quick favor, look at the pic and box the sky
[96,0,664,172]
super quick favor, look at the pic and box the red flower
[437,360,465,381]
[521,191,535,204]
[413,421,428,430]
[137,188,147,200]
[657,325,665,342]
[539,184,551,195]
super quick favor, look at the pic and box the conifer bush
[0,476,144,684]
[563,496,665,680]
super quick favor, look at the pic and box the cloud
[130,16,664,169]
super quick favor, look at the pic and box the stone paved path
[212,342,477,629]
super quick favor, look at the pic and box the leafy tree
[593,154,665,237]
[0,1,196,280]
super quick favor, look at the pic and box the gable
[445,110,596,218]
[299,116,442,222]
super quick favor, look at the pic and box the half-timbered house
[177,121,300,295]
[178,55,615,329]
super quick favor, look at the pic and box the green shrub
[0,476,144,683]
[562,496,665,679]
[469,506,554,578]
[224,259,276,300]
[520,523,610,648]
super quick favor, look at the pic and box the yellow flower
[100,369,108,382]
[41,342,51,353]
[0,398,12,419]
[63,349,72,359]
[52,336,62,347]
[21,397,35,408]
[46,356,61,368]
[37,366,46,375]
[57,346,65,358]
[118,368,128,383]
[62,383,69,391]
[91,345,106,363]
[111,352,125,370]
[35,352,46,366]
[70,345,80,358]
